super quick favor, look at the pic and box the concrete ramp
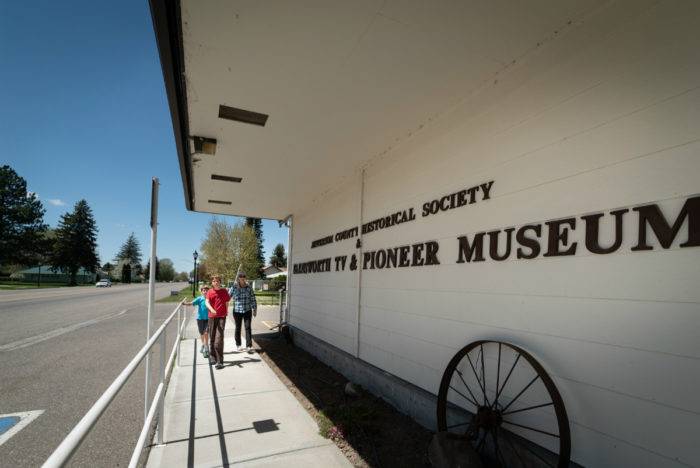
[146,333,350,467]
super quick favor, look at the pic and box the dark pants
[208,317,226,364]
[233,311,252,347]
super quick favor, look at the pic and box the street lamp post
[192,250,198,297]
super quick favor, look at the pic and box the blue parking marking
[0,411,44,447]
[0,417,20,435]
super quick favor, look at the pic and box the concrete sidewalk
[146,311,350,468]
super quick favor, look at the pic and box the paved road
[0,283,187,467]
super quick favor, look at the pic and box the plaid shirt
[228,284,257,314]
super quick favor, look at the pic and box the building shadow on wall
[252,330,433,468]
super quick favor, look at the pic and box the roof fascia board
[148,0,194,211]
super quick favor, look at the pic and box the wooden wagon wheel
[437,340,571,467]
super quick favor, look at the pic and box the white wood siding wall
[291,1,700,466]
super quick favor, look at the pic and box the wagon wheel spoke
[493,353,520,409]
[475,429,487,453]
[501,429,526,468]
[501,420,560,439]
[449,384,479,408]
[492,428,507,467]
[501,374,540,413]
[455,369,481,407]
[446,420,471,430]
[495,343,502,407]
[502,401,554,416]
[466,349,489,407]
[480,343,490,407]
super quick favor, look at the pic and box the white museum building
[150,1,700,466]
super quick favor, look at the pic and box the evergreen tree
[51,200,100,285]
[0,165,48,268]
[102,262,114,279]
[115,233,142,265]
[245,217,264,278]
[114,233,142,283]
[121,263,132,283]
[269,243,287,267]
[144,257,160,281]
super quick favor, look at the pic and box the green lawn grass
[157,285,195,303]
[256,293,281,306]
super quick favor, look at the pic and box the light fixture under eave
[211,174,242,183]
[208,199,232,205]
[190,136,217,155]
[218,105,268,127]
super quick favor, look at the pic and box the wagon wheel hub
[473,405,502,432]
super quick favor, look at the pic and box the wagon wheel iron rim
[436,340,571,468]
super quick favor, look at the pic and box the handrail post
[157,330,166,445]
[177,304,182,367]
[278,290,283,324]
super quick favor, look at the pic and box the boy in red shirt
[205,274,231,369]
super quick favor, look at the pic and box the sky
[0,0,288,274]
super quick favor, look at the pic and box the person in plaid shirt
[228,271,257,352]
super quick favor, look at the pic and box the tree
[133,263,143,281]
[144,257,160,281]
[235,223,262,280]
[201,218,260,284]
[114,233,142,283]
[158,258,176,282]
[269,243,287,267]
[269,274,287,291]
[0,165,48,268]
[115,233,142,265]
[174,271,189,282]
[121,263,132,283]
[190,262,208,284]
[34,228,56,266]
[102,262,114,280]
[245,217,264,278]
[51,200,100,285]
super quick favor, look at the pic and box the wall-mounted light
[190,136,217,155]
[211,174,242,183]
[219,105,268,127]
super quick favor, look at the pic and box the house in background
[262,265,287,278]
[252,265,287,291]
[11,266,96,284]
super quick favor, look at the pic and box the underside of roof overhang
[150,0,606,220]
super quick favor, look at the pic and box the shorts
[197,319,209,334]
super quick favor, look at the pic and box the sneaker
[203,349,209,358]
[215,362,224,369]
[236,345,244,352]
[247,347,254,354]
[200,345,205,354]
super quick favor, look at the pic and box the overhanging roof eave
[148,0,194,211]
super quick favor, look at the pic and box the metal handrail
[43,299,187,468]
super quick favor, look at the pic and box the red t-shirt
[206,288,230,318]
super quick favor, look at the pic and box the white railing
[43,300,188,468]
